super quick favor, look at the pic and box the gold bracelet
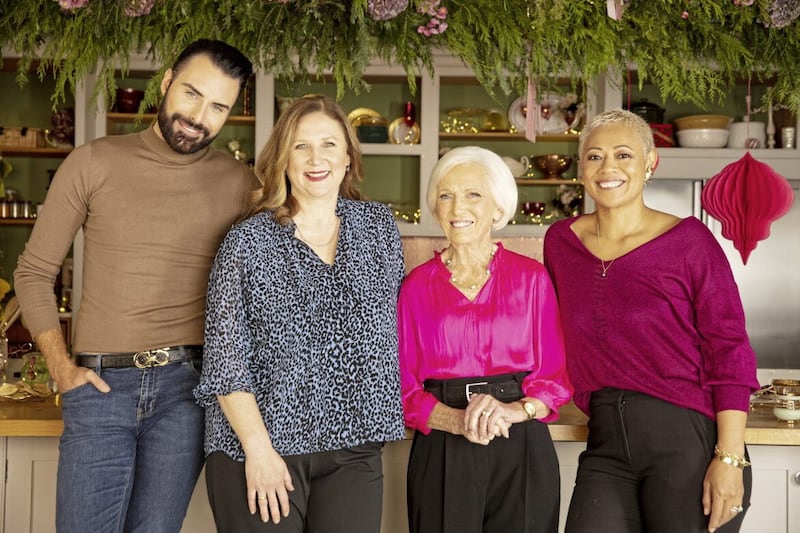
[714,445,751,469]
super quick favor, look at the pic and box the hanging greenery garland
[1,0,799,112]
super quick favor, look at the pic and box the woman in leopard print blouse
[195,94,406,532]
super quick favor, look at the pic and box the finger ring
[257,496,267,501]
[730,505,744,513]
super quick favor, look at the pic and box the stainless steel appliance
[644,179,800,368]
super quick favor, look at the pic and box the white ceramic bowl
[774,406,800,423]
[676,128,730,148]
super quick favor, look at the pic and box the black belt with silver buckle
[424,372,529,409]
[75,345,203,369]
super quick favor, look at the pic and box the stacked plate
[674,114,733,148]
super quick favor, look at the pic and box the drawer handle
[795,472,800,485]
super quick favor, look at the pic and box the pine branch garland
[0,0,798,112]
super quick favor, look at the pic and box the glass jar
[21,352,50,385]
[355,116,389,143]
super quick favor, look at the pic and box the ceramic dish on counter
[773,396,800,423]
[772,378,800,397]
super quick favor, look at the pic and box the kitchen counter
[2,396,799,444]
[0,396,63,437]
[548,402,800,445]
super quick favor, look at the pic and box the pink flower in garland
[417,0,440,16]
[124,0,156,17]
[367,0,409,21]
[55,0,89,9]
[416,0,448,37]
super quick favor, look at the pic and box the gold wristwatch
[519,399,537,420]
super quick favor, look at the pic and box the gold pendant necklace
[445,245,496,291]
[595,216,645,278]
[596,222,615,277]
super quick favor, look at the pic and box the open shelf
[439,132,579,142]
[360,143,425,156]
[105,112,256,125]
[0,146,72,158]
[515,178,582,186]
[0,219,36,225]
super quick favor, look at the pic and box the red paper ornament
[700,152,794,264]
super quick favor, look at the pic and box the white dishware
[676,128,730,148]
[774,405,800,422]
[507,96,527,132]
[507,93,583,135]
[502,156,529,178]
[728,121,766,148]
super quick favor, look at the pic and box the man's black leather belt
[75,345,203,369]
[424,372,529,409]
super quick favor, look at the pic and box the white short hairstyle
[426,146,518,231]
[579,108,656,158]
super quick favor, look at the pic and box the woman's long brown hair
[244,94,365,225]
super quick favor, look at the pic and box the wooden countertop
[1,397,799,445]
[548,402,800,446]
[0,395,63,437]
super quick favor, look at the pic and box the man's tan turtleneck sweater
[14,126,259,353]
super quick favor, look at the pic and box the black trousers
[407,420,560,533]
[565,389,752,533]
[205,443,384,533]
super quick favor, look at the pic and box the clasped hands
[462,393,520,445]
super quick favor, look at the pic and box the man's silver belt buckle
[133,349,170,369]
[465,381,489,401]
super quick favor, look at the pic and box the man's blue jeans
[56,361,204,533]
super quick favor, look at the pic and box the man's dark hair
[172,39,253,92]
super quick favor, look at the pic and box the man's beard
[157,107,215,155]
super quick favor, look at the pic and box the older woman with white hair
[398,146,573,533]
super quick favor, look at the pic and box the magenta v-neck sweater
[544,216,758,420]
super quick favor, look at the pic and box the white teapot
[502,156,530,178]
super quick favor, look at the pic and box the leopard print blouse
[195,198,406,459]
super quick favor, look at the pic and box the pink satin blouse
[398,244,573,434]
